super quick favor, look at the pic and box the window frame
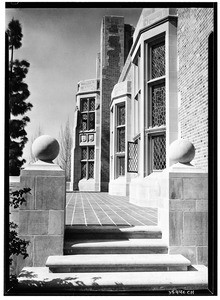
[146,36,166,173]
[115,103,126,178]
[80,146,95,179]
[80,97,95,131]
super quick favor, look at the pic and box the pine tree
[7,19,33,175]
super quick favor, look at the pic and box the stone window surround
[130,18,178,178]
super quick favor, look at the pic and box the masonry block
[196,200,208,212]
[48,210,65,235]
[183,177,208,200]
[181,200,196,212]
[169,178,182,199]
[183,212,208,235]
[19,211,49,235]
[34,236,63,266]
[183,232,208,247]
[169,211,183,246]
[36,176,65,210]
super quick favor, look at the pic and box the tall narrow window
[116,104,125,177]
[147,38,166,172]
[133,49,141,136]
[151,42,165,79]
[152,84,166,127]
[80,97,95,131]
[81,146,95,179]
[151,135,166,170]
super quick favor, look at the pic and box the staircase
[17,225,208,292]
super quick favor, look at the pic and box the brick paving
[66,192,158,226]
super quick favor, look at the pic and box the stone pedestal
[167,163,208,265]
[16,161,65,273]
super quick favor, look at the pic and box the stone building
[109,7,212,197]
[70,16,134,191]
[71,7,213,265]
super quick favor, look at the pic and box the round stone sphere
[169,139,195,163]
[32,135,60,162]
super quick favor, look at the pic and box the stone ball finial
[32,135,60,162]
[169,138,195,164]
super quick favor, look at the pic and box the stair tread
[64,226,162,240]
[65,239,167,248]
[65,225,161,233]
[18,265,208,290]
[46,254,191,267]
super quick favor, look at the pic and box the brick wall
[124,24,134,63]
[100,16,125,190]
[177,8,213,170]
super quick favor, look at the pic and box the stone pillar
[168,163,208,265]
[17,135,65,272]
[159,139,208,265]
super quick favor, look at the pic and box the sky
[5,4,143,164]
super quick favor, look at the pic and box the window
[147,38,166,172]
[151,83,166,127]
[127,141,138,173]
[80,98,95,131]
[151,41,165,79]
[149,134,166,171]
[116,104,125,177]
[81,146,95,179]
[133,50,141,135]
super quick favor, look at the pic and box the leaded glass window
[80,97,95,131]
[89,147,94,160]
[81,162,87,178]
[81,146,95,179]
[81,99,88,112]
[152,84,166,126]
[127,141,138,173]
[117,106,125,125]
[117,128,125,152]
[147,38,166,174]
[152,135,166,170]
[89,98,95,111]
[117,156,125,176]
[151,42,165,79]
[81,114,88,131]
[116,104,126,177]
[81,147,87,160]
[88,162,94,178]
[89,112,95,130]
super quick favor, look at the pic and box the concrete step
[17,265,208,292]
[64,225,162,240]
[46,254,191,273]
[64,239,168,254]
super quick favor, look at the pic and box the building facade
[109,8,213,199]
[108,7,213,265]
[70,16,134,191]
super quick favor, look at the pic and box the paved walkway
[65,192,158,227]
